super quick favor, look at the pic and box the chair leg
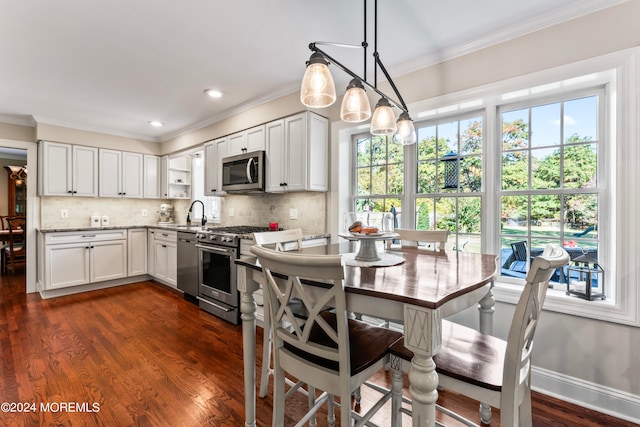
[390,356,404,427]
[307,385,317,427]
[327,395,335,427]
[272,363,285,427]
[520,386,533,427]
[479,402,492,425]
[259,316,272,398]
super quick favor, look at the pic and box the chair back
[502,244,569,410]
[387,228,449,251]
[250,245,350,375]
[5,216,26,248]
[511,240,528,261]
[253,228,303,252]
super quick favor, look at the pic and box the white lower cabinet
[148,229,177,288]
[42,230,128,290]
[128,228,148,276]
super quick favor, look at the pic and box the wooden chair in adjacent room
[4,216,26,275]
[389,244,570,427]
[251,245,403,426]
[386,228,449,252]
[253,228,304,398]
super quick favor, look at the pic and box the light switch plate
[142,209,148,216]
[60,209,69,219]
[229,208,235,217]
[289,208,298,220]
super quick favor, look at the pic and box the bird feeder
[442,151,458,190]
[566,252,605,300]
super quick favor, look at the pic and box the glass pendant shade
[370,97,397,135]
[340,79,371,123]
[393,112,417,145]
[300,52,336,108]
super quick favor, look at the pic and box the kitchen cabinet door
[39,141,98,197]
[265,119,286,193]
[128,228,147,276]
[44,242,91,289]
[122,152,143,198]
[99,149,122,197]
[153,240,177,288]
[90,240,127,283]
[283,114,308,192]
[226,124,265,156]
[143,154,161,198]
[204,139,227,195]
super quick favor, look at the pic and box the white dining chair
[389,244,570,427]
[251,244,403,427]
[253,228,304,398]
[386,228,449,252]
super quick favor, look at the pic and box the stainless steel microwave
[221,150,265,193]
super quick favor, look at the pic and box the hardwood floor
[0,272,634,426]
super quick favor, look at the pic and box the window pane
[460,155,482,192]
[457,234,481,253]
[417,160,436,194]
[563,143,597,188]
[564,193,598,238]
[531,102,561,148]
[531,194,561,238]
[371,166,386,194]
[417,125,436,161]
[460,117,483,155]
[458,197,482,233]
[438,121,458,155]
[501,195,528,235]
[388,139,404,163]
[357,137,371,167]
[435,197,457,232]
[415,198,434,230]
[564,96,597,143]
[531,147,560,189]
[387,163,404,194]
[502,109,529,150]
[371,136,387,165]
[502,151,529,191]
[357,168,370,195]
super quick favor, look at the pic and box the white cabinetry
[42,230,128,290]
[265,112,328,193]
[148,229,177,287]
[226,124,265,157]
[99,149,143,198]
[38,141,98,197]
[127,228,148,276]
[143,155,162,199]
[204,137,227,195]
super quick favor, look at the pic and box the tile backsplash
[40,192,327,235]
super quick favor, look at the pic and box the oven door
[196,244,238,308]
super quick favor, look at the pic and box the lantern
[442,151,458,190]
[566,251,605,300]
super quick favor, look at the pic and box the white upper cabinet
[99,149,143,198]
[39,141,98,197]
[204,137,227,196]
[265,112,328,193]
[167,154,191,199]
[143,154,162,199]
[226,124,265,157]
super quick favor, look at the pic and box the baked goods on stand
[339,212,401,264]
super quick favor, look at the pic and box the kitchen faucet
[186,200,207,226]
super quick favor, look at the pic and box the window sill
[492,279,639,327]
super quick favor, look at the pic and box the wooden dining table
[236,242,499,427]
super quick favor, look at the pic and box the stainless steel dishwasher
[177,231,198,301]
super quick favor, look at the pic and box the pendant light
[300,0,416,144]
[340,78,371,122]
[300,52,336,108]
[393,112,417,145]
[370,97,396,135]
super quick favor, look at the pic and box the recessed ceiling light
[204,89,224,98]
[149,120,163,127]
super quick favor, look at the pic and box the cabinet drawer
[44,229,128,244]
[149,229,177,242]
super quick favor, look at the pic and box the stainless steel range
[195,225,270,324]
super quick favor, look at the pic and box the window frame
[342,47,640,326]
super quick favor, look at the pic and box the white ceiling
[0,0,625,143]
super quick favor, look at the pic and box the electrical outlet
[60,209,69,219]
[228,208,235,217]
[289,208,298,220]
[142,209,148,217]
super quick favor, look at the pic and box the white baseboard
[532,366,640,424]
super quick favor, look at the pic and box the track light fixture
[300,0,416,144]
